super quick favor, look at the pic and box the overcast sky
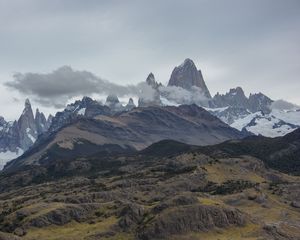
[0,0,300,120]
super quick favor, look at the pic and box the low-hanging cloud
[5,66,156,108]
[159,85,211,107]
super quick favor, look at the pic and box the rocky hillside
[201,128,300,175]
[0,130,299,239]
[4,104,246,172]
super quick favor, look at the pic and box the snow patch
[230,111,299,137]
[160,97,180,106]
[77,108,86,115]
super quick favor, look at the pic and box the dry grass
[23,216,124,240]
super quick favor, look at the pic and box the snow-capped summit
[168,58,212,99]
[231,111,299,137]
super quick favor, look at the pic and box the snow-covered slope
[271,109,300,126]
[230,110,300,137]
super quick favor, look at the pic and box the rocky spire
[35,108,47,135]
[125,98,136,111]
[105,95,124,112]
[17,99,37,149]
[168,58,212,99]
[146,73,162,90]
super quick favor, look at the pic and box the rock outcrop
[146,73,162,90]
[138,204,245,239]
[125,98,136,111]
[105,95,124,112]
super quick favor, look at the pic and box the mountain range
[0,100,52,169]
[4,104,245,173]
[0,58,300,239]
[0,58,299,168]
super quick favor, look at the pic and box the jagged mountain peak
[146,72,162,90]
[248,92,273,113]
[125,98,136,111]
[128,97,134,104]
[35,108,48,135]
[0,98,53,168]
[47,114,53,121]
[81,96,94,105]
[25,98,31,107]
[228,87,245,95]
[180,58,196,67]
[0,116,7,125]
[127,98,135,106]
[105,95,125,112]
[168,58,212,99]
[22,98,33,114]
[106,94,120,104]
[212,87,248,109]
[147,72,155,80]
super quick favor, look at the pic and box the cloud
[0,0,300,120]
[271,100,300,111]
[5,66,156,108]
[159,85,210,107]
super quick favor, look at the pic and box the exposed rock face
[35,109,48,136]
[146,73,162,90]
[211,107,251,125]
[17,99,37,150]
[213,87,248,109]
[0,120,20,153]
[4,104,246,172]
[138,204,245,239]
[210,88,276,133]
[49,96,111,133]
[248,92,273,113]
[105,95,124,112]
[139,73,163,107]
[168,58,212,99]
[46,114,53,128]
[125,98,136,111]
[212,87,273,114]
[25,204,97,228]
[0,99,53,169]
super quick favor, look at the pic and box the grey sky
[0,0,299,120]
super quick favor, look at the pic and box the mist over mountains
[1,58,300,169]
[0,58,300,239]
